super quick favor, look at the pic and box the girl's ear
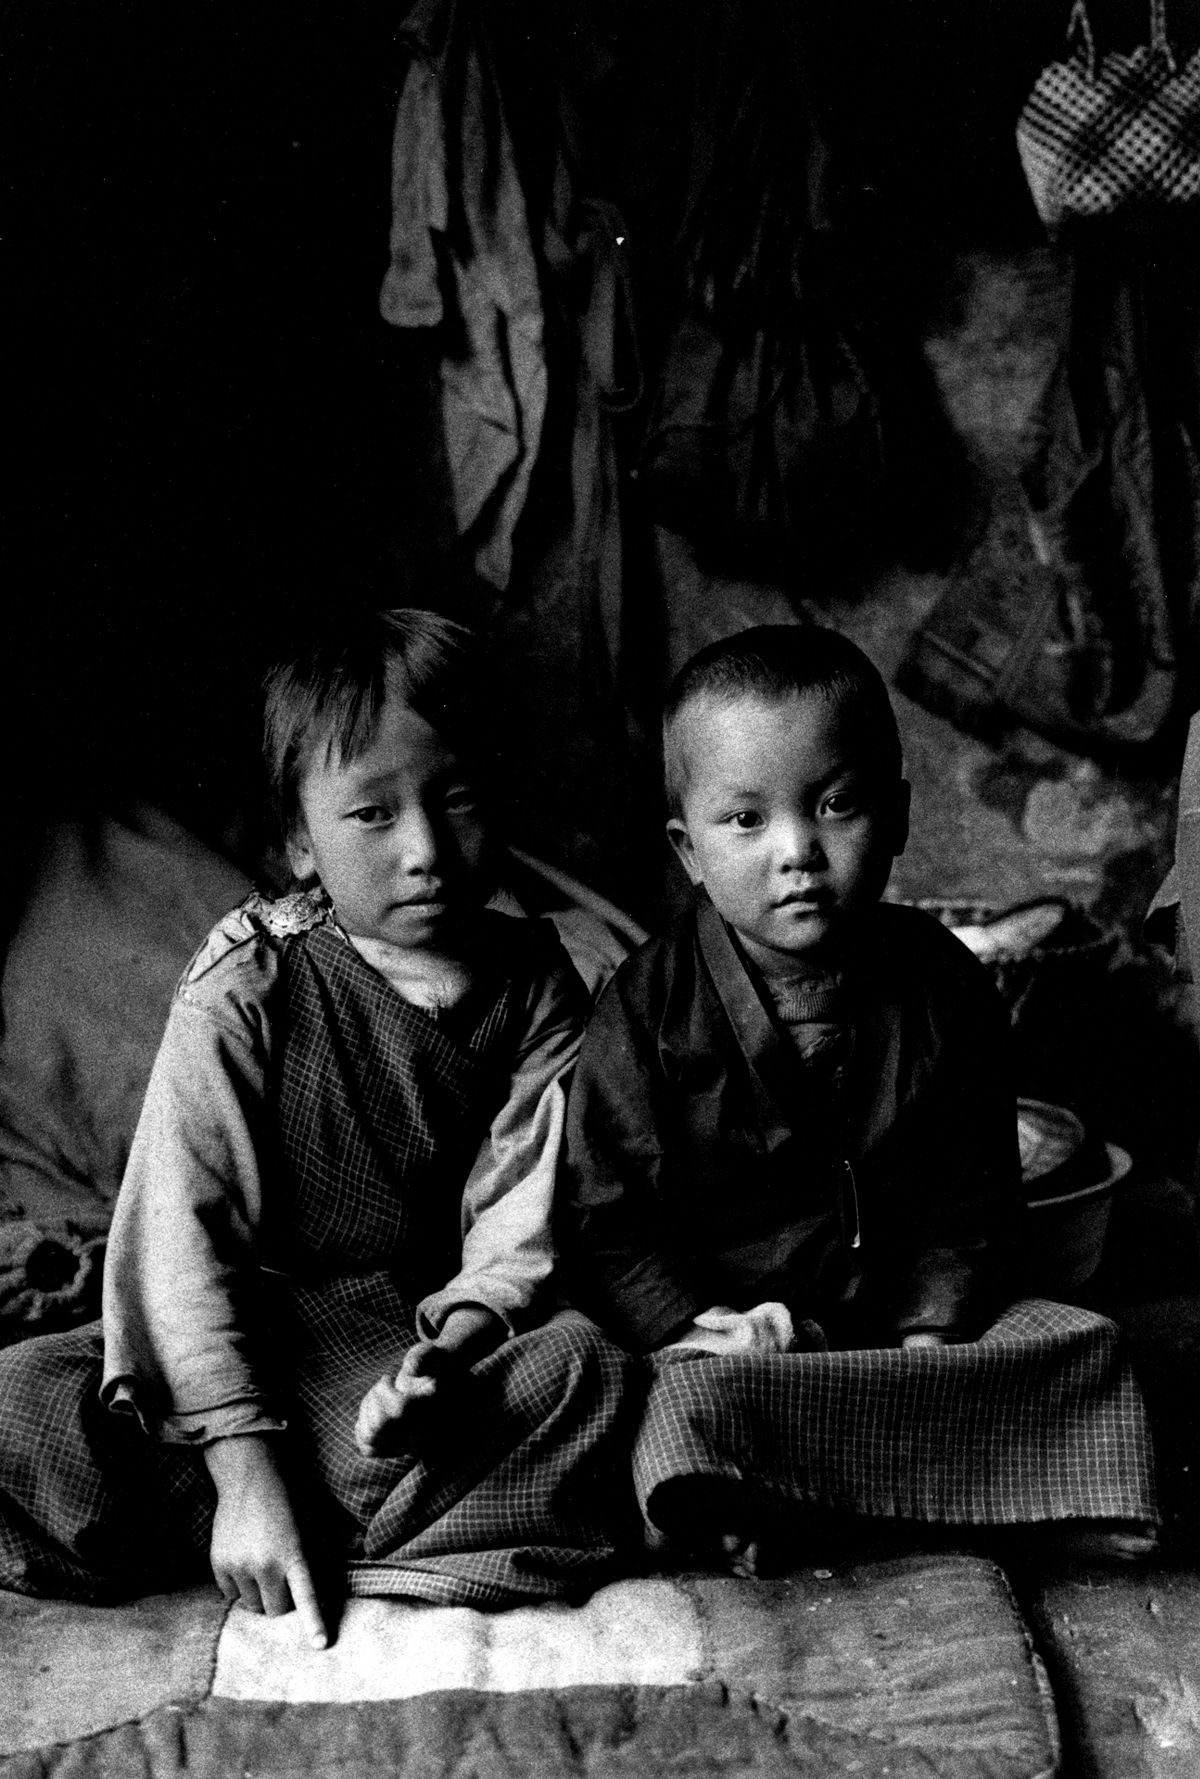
[891,779,912,859]
[666,816,704,885]
[285,823,317,884]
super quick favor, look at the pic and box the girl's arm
[205,1434,327,1648]
[414,949,590,1339]
[101,977,282,1441]
[102,929,325,1636]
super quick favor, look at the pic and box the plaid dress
[0,902,639,1606]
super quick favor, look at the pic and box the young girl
[0,609,638,1644]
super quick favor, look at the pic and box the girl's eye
[731,810,763,831]
[349,806,390,826]
[444,786,479,815]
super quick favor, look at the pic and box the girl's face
[287,694,490,951]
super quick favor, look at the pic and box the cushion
[1030,1565,1200,1779]
[4,1555,1062,1776]
[0,1585,227,1755]
[0,806,251,1241]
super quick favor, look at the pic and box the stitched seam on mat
[991,1558,1064,1779]
[675,1574,717,1684]
[203,1592,236,1701]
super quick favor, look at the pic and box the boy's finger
[288,1559,329,1650]
[398,1342,437,1380]
[693,1308,739,1331]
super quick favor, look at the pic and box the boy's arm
[559,970,705,1352]
[415,949,587,1340]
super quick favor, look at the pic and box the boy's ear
[666,816,704,885]
[891,779,912,858]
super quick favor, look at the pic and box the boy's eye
[822,790,862,818]
[730,810,763,831]
[348,805,391,826]
[444,785,479,815]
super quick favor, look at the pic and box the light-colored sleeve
[100,938,288,1445]
[416,955,586,1338]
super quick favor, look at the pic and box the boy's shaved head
[662,624,902,816]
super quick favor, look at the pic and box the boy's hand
[354,1305,506,1458]
[666,1302,796,1357]
[204,1434,328,1650]
[902,1332,947,1351]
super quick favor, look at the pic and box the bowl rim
[1025,1141,1132,1209]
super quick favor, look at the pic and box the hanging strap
[1068,0,1097,78]
[1149,0,1177,71]
[1068,0,1176,76]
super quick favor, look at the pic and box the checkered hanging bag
[1016,0,1200,236]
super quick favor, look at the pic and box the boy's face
[287,695,490,950]
[666,691,909,974]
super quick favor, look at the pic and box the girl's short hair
[662,623,903,816]
[262,607,481,840]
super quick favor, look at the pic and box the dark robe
[561,893,1023,1352]
[561,894,1157,1535]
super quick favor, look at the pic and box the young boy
[561,624,1158,1572]
[0,608,637,1642]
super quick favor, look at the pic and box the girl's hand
[354,1305,506,1457]
[901,1332,947,1351]
[354,1340,449,1455]
[204,1435,327,1649]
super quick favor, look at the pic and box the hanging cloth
[380,0,547,590]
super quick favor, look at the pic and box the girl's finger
[233,1572,265,1616]
[287,1559,329,1651]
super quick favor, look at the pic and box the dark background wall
[0,2,1085,809]
[6,0,1196,861]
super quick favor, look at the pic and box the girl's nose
[395,807,440,874]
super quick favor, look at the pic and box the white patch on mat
[212,1578,706,1702]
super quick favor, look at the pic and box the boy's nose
[778,818,825,871]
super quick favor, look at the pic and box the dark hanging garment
[899,238,1200,753]
[632,15,883,579]
[1011,236,1200,749]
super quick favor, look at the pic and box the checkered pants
[634,1299,1157,1536]
[0,1308,640,1608]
